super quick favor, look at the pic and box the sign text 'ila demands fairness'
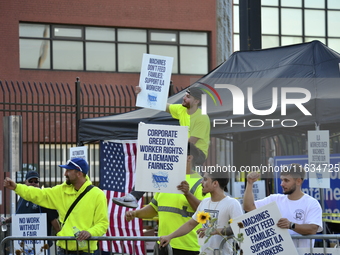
[135,123,188,194]
[230,202,298,255]
[136,54,173,111]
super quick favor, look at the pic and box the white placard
[297,248,340,255]
[12,213,47,254]
[70,146,88,161]
[135,123,188,193]
[232,180,266,205]
[136,53,173,111]
[230,202,298,255]
[308,130,330,188]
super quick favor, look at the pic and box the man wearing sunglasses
[1,171,61,253]
[4,158,109,255]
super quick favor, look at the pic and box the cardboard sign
[135,123,188,193]
[70,146,88,161]
[230,202,298,255]
[307,130,330,188]
[232,180,266,205]
[12,213,47,254]
[136,53,173,111]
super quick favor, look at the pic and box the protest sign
[70,146,88,161]
[230,202,298,255]
[136,53,173,111]
[135,123,188,193]
[232,180,266,205]
[12,213,47,254]
[307,130,330,188]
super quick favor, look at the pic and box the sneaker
[112,193,138,208]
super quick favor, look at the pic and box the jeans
[57,247,93,255]
[156,246,200,255]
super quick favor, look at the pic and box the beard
[182,101,189,108]
[66,178,71,185]
[283,185,296,195]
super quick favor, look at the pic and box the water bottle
[1,217,7,232]
[72,226,86,248]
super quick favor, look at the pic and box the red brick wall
[0,0,217,87]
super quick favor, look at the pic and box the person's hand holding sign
[135,86,141,94]
[277,218,291,229]
[177,181,190,195]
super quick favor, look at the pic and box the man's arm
[79,189,109,241]
[166,103,171,113]
[277,218,319,235]
[159,219,198,247]
[51,218,61,234]
[4,177,61,210]
[197,226,234,237]
[243,172,260,212]
[188,136,199,145]
[4,177,17,190]
[177,181,201,211]
[125,204,158,222]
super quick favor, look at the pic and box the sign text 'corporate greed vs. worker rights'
[136,53,173,111]
[135,123,188,194]
[230,202,298,255]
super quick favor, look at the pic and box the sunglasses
[28,180,39,184]
[67,159,84,173]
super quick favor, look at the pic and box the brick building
[0,0,232,87]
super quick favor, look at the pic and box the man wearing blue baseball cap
[4,158,109,255]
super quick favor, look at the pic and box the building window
[233,0,340,53]
[19,23,209,75]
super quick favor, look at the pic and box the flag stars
[100,142,128,193]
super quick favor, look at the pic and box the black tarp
[79,41,340,143]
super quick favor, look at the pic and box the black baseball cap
[186,87,203,101]
[25,171,40,181]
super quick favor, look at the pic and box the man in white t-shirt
[159,170,243,255]
[243,163,323,248]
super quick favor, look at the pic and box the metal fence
[0,79,143,187]
[1,234,340,255]
[0,235,172,255]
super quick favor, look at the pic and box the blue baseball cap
[59,158,89,174]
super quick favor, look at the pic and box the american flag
[99,140,145,255]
